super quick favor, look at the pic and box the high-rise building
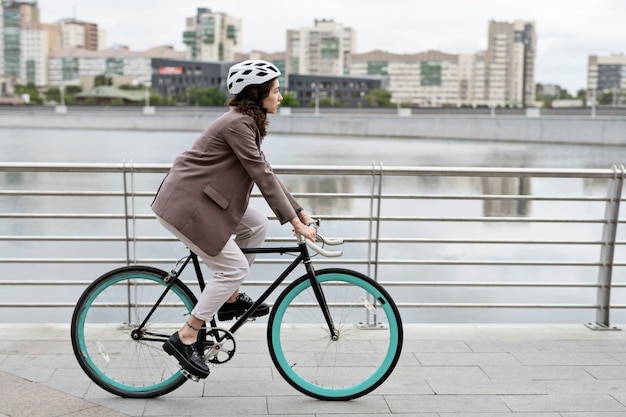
[286,19,355,84]
[182,8,241,62]
[52,19,101,51]
[587,54,626,96]
[1,0,48,86]
[350,20,536,108]
[485,20,536,107]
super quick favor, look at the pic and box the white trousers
[156,206,269,322]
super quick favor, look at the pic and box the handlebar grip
[305,239,343,257]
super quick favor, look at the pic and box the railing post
[121,159,137,266]
[122,160,131,266]
[587,165,623,330]
[361,162,386,330]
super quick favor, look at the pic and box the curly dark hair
[227,77,277,137]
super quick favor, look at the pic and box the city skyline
[40,0,626,94]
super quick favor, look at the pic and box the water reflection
[482,176,531,217]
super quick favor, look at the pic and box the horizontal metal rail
[2,162,626,326]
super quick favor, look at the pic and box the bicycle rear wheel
[267,268,403,400]
[71,266,197,398]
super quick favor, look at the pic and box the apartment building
[587,54,626,94]
[351,20,536,108]
[350,50,460,106]
[486,20,536,107]
[48,45,184,89]
[53,19,102,51]
[182,8,241,62]
[1,0,48,86]
[285,19,355,86]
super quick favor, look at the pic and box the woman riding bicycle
[151,60,318,377]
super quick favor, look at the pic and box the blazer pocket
[203,184,230,209]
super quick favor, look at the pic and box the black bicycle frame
[145,240,338,340]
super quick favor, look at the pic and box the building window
[420,61,442,87]
[26,60,36,84]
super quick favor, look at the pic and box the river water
[2,125,626,324]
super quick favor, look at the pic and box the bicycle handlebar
[301,232,344,257]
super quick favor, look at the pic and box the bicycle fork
[304,260,339,340]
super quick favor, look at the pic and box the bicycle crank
[202,327,236,364]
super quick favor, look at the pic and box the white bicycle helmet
[227,60,281,95]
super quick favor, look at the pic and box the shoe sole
[163,340,210,378]
[217,305,270,321]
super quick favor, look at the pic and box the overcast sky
[39,0,626,93]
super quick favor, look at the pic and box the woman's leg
[226,206,269,302]
[156,216,249,342]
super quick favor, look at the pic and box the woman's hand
[291,218,317,242]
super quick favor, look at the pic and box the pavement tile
[268,395,391,415]
[481,364,595,381]
[561,413,626,417]
[428,378,547,395]
[501,394,626,413]
[439,414,559,417]
[585,365,626,380]
[416,351,521,366]
[512,351,620,366]
[385,394,510,413]
[141,396,268,416]
[0,370,130,417]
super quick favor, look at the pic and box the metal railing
[1,162,626,327]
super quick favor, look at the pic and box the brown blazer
[151,108,302,256]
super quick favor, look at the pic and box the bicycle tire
[71,266,197,398]
[267,268,403,400]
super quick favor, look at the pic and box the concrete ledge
[2,112,626,146]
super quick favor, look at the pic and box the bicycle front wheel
[268,268,403,400]
[71,266,197,398]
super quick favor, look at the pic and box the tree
[45,86,61,103]
[13,83,43,104]
[365,88,393,107]
[119,83,147,90]
[280,92,300,107]
[94,74,113,86]
[307,97,347,107]
[183,87,226,106]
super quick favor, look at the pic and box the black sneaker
[163,332,210,378]
[217,292,269,321]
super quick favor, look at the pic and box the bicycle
[70,229,403,401]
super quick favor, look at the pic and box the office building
[151,57,230,98]
[288,73,386,107]
[350,20,536,108]
[285,19,355,86]
[48,45,184,89]
[1,0,48,86]
[587,54,626,94]
[182,8,242,62]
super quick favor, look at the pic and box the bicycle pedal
[181,368,208,382]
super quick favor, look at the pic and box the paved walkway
[1,323,626,417]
